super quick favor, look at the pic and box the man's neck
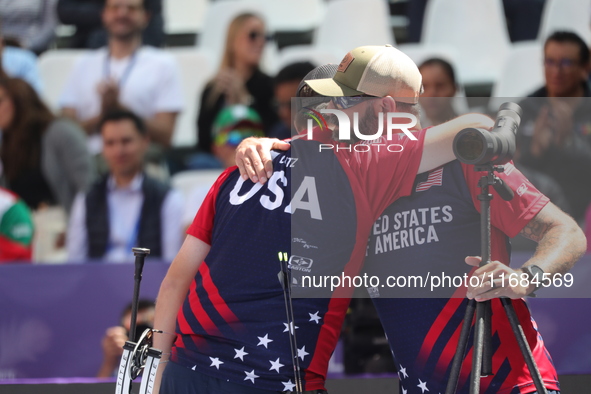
[112,171,141,188]
[108,36,142,59]
[549,83,585,98]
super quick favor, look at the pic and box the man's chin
[109,29,140,41]
[113,165,139,176]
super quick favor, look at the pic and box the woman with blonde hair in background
[196,12,278,154]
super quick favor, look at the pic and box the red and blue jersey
[364,160,558,393]
[175,130,426,391]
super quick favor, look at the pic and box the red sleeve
[186,167,235,245]
[461,161,550,238]
[342,129,426,219]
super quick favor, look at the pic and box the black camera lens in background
[453,102,522,165]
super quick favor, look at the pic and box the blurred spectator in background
[0,20,43,93]
[183,105,264,229]
[97,299,155,377]
[57,0,163,49]
[59,0,183,159]
[0,77,93,214]
[531,31,590,99]
[211,107,262,167]
[516,31,591,222]
[196,13,278,154]
[0,0,58,54]
[0,187,34,263]
[67,110,183,263]
[418,57,458,127]
[268,61,315,139]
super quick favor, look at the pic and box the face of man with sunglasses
[324,95,421,143]
[233,16,267,68]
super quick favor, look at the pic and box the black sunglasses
[332,94,377,109]
[249,30,272,42]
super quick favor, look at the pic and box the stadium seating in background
[254,0,326,34]
[273,48,337,76]
[489,42,544,111]
[276,0,394,73]
[37,49,85,111]
[537,0,591,44]
[32,206,68,263]
[163,0,209,37]
[167,48,214,148]
[171,169,223,203]
[399,0,511,87]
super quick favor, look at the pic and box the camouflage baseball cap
[305,45,422,104]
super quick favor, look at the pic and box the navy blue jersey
[175,130,426,391]
[364,161,558,393]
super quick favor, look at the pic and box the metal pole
[130,248,150,343]
[278,252,303,394]
[468,174,494,394]
[445,299,477,394]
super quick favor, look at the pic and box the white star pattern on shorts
[282,379,296,391]
[401,387,407,394]
[269,358,284,373]
[308,311,322,324]
[297,345,309,361]
[209,357,223,370]
[257,333,273,348]
[417,379,429,393]
[234,346,248,361]
[244,369,259,384]
[399,364,408,379]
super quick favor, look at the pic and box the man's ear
[142,134,151,150]
[380,96,397,112]
[141,10,151,28]
[101,7,108,25]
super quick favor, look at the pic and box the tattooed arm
[466,202,586,301]
[517,202,586,275]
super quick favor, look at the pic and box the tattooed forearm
[519,203,586,275]
[519,208,554,243]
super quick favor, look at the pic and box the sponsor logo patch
[288,255,314,272]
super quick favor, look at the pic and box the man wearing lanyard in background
[59,0,183,157]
